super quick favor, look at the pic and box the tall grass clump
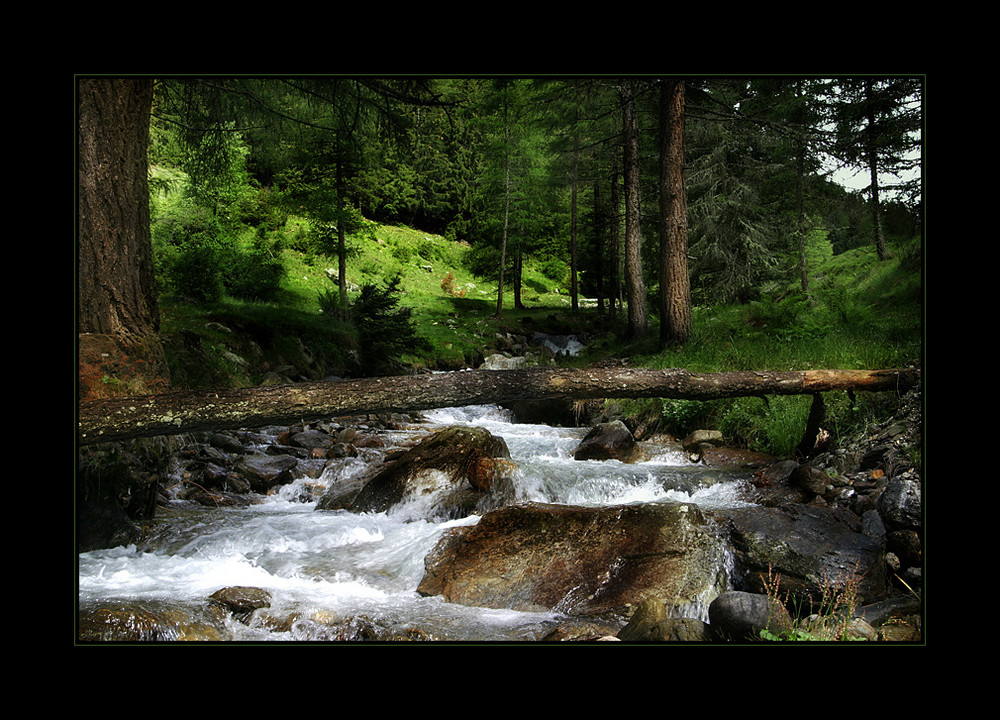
[718,395,815,458]
[759,563,866,642]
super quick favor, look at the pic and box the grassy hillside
[157,221,594,388]
[154,219,921,457]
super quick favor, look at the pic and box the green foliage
[150,164,287,304]
[718,395,813,458]
[538,257,569,285]
[351,276,430,376]
[222,233,285,302]
[152,197,286,303]
[151,199,229,301]
[278,217,314,254]
[658,399,721,438]
[145,77,921,401]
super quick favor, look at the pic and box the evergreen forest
[90,75,924,459]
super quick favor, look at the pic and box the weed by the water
[759,562,866,642]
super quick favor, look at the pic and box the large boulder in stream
[718,503,889,606]
[318,425,516,518]
[573,420,640,463]
[416,500,727,620]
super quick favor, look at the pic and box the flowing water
[77,404,754,642]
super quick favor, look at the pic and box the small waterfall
[79,404,753,641]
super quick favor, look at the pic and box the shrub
[539,257,568,284]
[658,398,720,438]
[222,236,285,302]
[318,284,349,322]
[352,277,429,376]
[168,231,227,301]
[441,272,466,298]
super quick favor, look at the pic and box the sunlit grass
[158,216,921,457]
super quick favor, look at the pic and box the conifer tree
[828,77,922,260]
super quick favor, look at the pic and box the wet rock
[285,612,435,642]
[719,503,888,606]
[701,447,774,470]
[617,598,711,642]
[236,453,298,493]
[792,463,831,495]
[708,591,794,642]
[541,620,623,642]
[573,420,640,462]
[78,601,230,642]
[417,500,727,620]
[324,425,515,517]
[77,439,173,552]
[288,429,333,450]
[747,460,813,506]
[860,509,887,540]
[479,354,530,370]
[208,432,245,453]
[887,529,922,567]
[876,474,922,530]
[682,429,724,454]
[191,490,257,507]
[209,586,273,615]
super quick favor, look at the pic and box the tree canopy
[78,74,923,392]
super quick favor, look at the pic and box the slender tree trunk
[796,150,809,293]
[336,161,348,307]
[79,366,920,445]
[609,156,623,321]
[620,81,647,341]
[78,77,170,399]
[658,79,691,348]
[593,177,605,314]
[868,154,889,261]
[570,132,580,313]
[497,150,510,317]
[514,251,524,310]
[496,90,511,317]
[865,80,890,261]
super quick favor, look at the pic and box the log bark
[77,367,919,446]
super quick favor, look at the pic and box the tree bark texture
[620,81,647,340]
[78,78,171,399]
[78,78,158,339]
[78,367,919,446]
[658,79,692,348]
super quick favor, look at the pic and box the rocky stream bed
[77,382,923,643]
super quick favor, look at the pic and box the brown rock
[573,421,639,462]
[417,501,726,618]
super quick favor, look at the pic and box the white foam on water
[79,402,752,640]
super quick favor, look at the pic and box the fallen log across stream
[77,366,919,446]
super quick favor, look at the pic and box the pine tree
[828,77,922,260]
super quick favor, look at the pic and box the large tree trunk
[78,367,919,446]
[658,78,692,348]
[619,81,647,341]
[78,78,170,400]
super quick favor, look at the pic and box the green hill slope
[157,222,592,388]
